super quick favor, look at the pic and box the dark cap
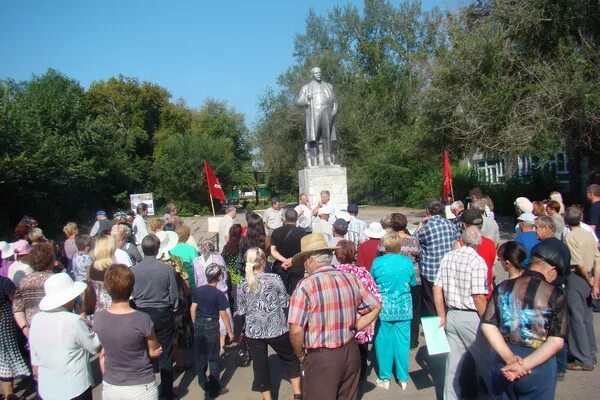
[462,208,483,225]
[96,210,107,217]
[347,204,358,214]
[333,218,349,234]
[205,263,223,281]
[531,242,565,276]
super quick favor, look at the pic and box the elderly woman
[333,240,381,381]
[171,225,199,289]
[0,275,30,399]
[12,242,56,336]
[193,240,232,354]
[29,273,100,400]
[111,224,142,266]
[63,222,79,261]
[148,219,165,235]
[371,232,416,390]
[546,200,566,240]
[94,264,162,400]
[237,248,302,400]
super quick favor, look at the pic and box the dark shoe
[567,362,593,371]
[557,371,565,381]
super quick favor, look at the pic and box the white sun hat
[156,230,179,259]
[39,273,87,311]
[0,241,14,259]
[364,222,386,239]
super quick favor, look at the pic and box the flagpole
[203,160,217,216]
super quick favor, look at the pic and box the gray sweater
[131,256,179,311]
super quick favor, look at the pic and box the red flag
[442,150,454,201]
[203,160,226,202]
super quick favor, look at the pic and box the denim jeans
[138,307,174,400]
[194,318,221,388]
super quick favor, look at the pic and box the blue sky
[0,0,460,127]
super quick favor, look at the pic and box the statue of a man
[296,67,338,167]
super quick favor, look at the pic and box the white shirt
[29,308,101,400]
[218,214,234,252]
[115,248,133,267]
[313,219,333,241]
[8,261,33,286]
[295,203,314,229]
[132,214,149,245]
[263,207,284,235]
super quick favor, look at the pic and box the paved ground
[15,206,599,399]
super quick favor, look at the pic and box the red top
[356,239,381,271]
[476,236,496,299]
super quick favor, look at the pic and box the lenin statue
[296,67,338,167]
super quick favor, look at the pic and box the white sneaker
[399,381,408,390]
[376,379,390,389]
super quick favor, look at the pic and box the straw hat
[39,273,87,311]
[156,230,178,259]
[292,233,340,266]
[0,241,14,259]
[364,222,386,239]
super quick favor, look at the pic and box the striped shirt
[415,215,459,282]
[288,265,380,349]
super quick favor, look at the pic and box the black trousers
[246,332,301,392]
[420,277,437,317]
[138,307,175,399]
[410,284,422,348]
[273,264,305,296]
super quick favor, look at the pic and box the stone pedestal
[299,165,348,210]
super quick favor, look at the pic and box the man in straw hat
[29,273,101,400]
[288,233,382,400]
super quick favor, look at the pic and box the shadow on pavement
[412,345,446,400]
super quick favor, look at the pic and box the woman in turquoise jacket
[371,232,416,390]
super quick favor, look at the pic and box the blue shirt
[415,215,459,282]
[371,253,416,321]
[514,231,540,257]
[191,285,229,319]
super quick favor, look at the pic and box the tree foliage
[0,71,251,234]
[257,0,600,204]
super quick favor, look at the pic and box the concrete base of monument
[299,165,348,210]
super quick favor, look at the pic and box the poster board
[130,193,155,216]
[421,316,450,355]
[207,217,222,233]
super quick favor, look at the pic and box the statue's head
[310,67,322,81]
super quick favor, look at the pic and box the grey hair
[309,252,333,265]
[462,225,482,248]
[225,205,236,214]
[450,200,464,212]
[320,190,330,197]
[536,215,556,233]
[471,200,487,212]
[564,206,582,227]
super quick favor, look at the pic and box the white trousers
[102,380,158,400]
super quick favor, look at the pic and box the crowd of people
[0,185,598,399]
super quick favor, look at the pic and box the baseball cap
[332,218,349,234]
[462,208,483,225]
[96,210,107,217]
[347,203,359,214]
[517,212,536,223]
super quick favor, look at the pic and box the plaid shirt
[288,265,380,349]
[346,217,367,247]
[415,215,459,282]
[434,246,488,310]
